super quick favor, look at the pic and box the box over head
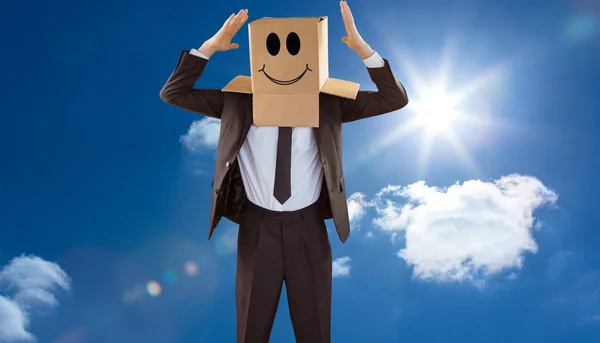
[249,16,328,93]
[222,16,360,127]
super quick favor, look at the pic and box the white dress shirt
[189,48,385,212]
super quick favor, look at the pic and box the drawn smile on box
[258,64,312,85]
[259,31,311,85]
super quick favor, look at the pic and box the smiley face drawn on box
[249,17,329,94]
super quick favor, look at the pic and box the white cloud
[346,193,370,229]
[0,297,31,342]
[179,118,221,150]
[332,257,351,278]
[0,255,71,342]
[357,174,557,283]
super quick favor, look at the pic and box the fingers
[340,1,348,24]
[223,13,235,27]
[339,1,353,33]
[224,9,248,29]
[342,1,354,21]
[239,9,249,27]
[232,9,248,28]
[228,43,240,49]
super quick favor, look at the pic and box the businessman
[160,2,408,342]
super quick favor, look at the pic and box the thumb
[341,36,350,46]
[228,43,240,50]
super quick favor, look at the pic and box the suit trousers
[236,200,332,343]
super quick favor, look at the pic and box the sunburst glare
[410,87,460,134]
[350,35,518,178]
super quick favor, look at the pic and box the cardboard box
[222,16,360,127]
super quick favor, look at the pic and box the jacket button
[214,189,219,194]
[225,161,230,168]
[322,160,327,165]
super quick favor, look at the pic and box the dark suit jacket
[160,50,408,243]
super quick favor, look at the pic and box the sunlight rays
[353,36,516,178]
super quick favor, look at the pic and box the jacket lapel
[313,93,330,153]
[238,100,253,152]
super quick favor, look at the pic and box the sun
[345,37,513,178]
[410,89,460,134]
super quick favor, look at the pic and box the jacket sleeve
[159,50,224,119]
[340,58,409,123]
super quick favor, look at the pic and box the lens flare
[564,11,598,45]
[121,291,135,304]
[215,227,238,255]
[164,270,178,284]
[121,284,146,304]
[184,261,198,277]
[146,281,162,297]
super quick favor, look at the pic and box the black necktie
[274,127,292,204]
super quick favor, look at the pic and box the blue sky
[1,0,599,342]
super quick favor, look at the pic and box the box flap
[320,77,360,100]
[222,75,252,94]
[251,16,326,24]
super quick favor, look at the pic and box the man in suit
[160,2,408,342]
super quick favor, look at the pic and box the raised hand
[339,1,374,59]
[200,9,249,57]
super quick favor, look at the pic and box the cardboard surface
[221,16,360,127]
[253,93,319,127]
[321,78,360,100]
[249,17,326,93]
[222,76,252,94]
